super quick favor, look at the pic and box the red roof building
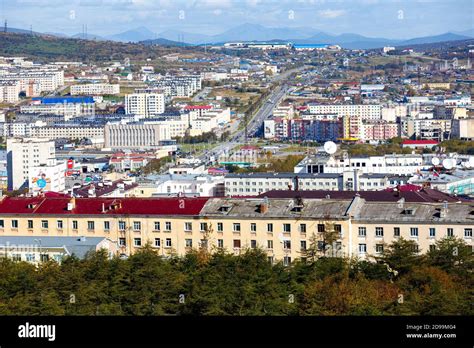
[0,197,210,216]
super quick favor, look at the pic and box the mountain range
[5,23,474,49]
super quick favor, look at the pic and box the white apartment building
[0,70,64,93]
[7,138,56,190]
[29,160,66,195]
[309,104,382,120]
[71,84,120,96]
[224,172,392,196]
[152,174,224,197]
[104,123,171,150]
[295,154,431,176]
[29,124,104,140]
[125,93,165,118]
[20,103,95,120]
[0,80,21,103]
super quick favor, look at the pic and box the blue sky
[1,0,473,38]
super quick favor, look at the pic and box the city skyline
[1,0,473,40]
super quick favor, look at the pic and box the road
[195,65,310,164]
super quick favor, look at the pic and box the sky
[1,0,473,39]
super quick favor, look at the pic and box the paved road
[195,65,310,163]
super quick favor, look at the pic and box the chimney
[440,200,448,218]
[397,197,405,209]
[67,197,76,211]
[259,197,269,214]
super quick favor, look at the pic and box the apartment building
[225,172,393,196]
[0,194,470,263]
[21,97,95,120]
[71,83,120,96]
[6,138,56,190]
[0,80,21,103]
[29,124,104,140]
[150,75,202,99]
[309,104,382,120]
[125,93,165,118]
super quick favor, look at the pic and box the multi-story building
[309,104,382,120]
[71,84,120,96]
[125,93,165,118]
[0,193,470,262]
[6,138,56,190]
[104,123,171,150]
[0,80,21,103]
[20,97,95,120]
[150,75,201,100]
[264,118,342,142]
[224,172,396,196]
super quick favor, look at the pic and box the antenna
[4,19,7,33]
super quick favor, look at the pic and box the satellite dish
[468,157,474,168]
[324,141,337,155]
[431,157,440,166]
[442,158,454,170]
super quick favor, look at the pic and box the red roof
[0,197,210,216]
[402,140,439,145]
[184,105,212,111]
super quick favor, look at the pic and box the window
[267,240,273,249]
[394,227,400,237]
[26,254,35,262]
[465,228,473,238]
[12,220,19,229]
[200,223,208,232]
[359,244,367,254]
[334,224,342,234]
[154,222,161,231]
[268,256,274,264]
[154,238,161,248]
[57,220,63,229]
[200,239,208,248]
[283,240,291,250]
[0,220,3,228]
[12,254,21,261]
[283,256,291,266]
[300,224,307,233]
[184,222,192,232]
[233,223,241,232]
[27,220,33,229]
[251,240,257,249]
[217,239,224,248]
[429,228,436,237]
[41,220,49,229]
[217,223,223,232]
[165,238,172,248]
[267,223,273,233]
[376,244,384,253]
[165,222,172,231]
[119,238,126,246]
[119,221,126,231]
[250,223,257,232]
[447,228,454,237]
[185,239,192,248]
[87,221,95,231]
[133,238,142,247]
[410,227,418,237]
[40,254,49,262]
[429,245,436,252]
[317,224,325,232]
[72,220,78,230]
[233,240,241,249]
[104,221,110,231]
[411,244,419,253]
[358,227,366,237]
[133,221,141,231]
[283,224,291,233]
[301,240,307,251]
[375,227,384,237]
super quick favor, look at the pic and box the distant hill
[141,37,192,47]
[107,27,156,42]
[398,32,472,46]
[0,32,176,62]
